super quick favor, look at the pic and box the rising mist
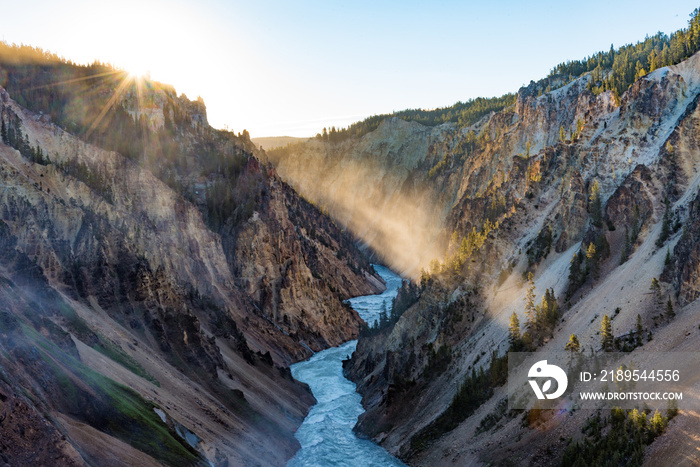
[264,126,447,279]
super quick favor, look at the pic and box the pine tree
[459,236,470,265]
[389,297,399,324]
[420,268,429,288]
[629,408,645,429]
[650,410,667,435]
[19,129,30,158]
[601,314,614,351]
[508,312,521,350]
[635,314,644,347]
[657,197,672,247]
[429,258,441,275]
[620,226,631,264]
[586,242,597,260]
[568,252,580,287]
[379,301,389,329]
[541,288,559,329]
[6,118,16,149]
[567,250,587,298]
[559,125,566,142]
[524,272,537,331]
[666,298,675,320]
[534,303,544,338]
[565,334,581,353]
[649,49,659,72]
[586,242,599,278]
[650,278,662,307]
[595,233,610,260]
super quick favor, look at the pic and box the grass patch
[57,302,92,340]
[93,340,160,387]
[58,302,159,386]
[24,323,202,466]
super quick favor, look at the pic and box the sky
[2,1,700,137]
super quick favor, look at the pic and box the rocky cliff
[0,51,382,466]
[268,50,700,465]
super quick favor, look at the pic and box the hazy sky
[3,1,699,137]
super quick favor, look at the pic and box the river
[287,264,406,467]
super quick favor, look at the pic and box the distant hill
[252,136,308,150]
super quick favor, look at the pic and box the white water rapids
[287,265,406,467]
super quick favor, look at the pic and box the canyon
[4,18,700,467]
[265,51,700,465]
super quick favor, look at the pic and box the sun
[125,61,150,80]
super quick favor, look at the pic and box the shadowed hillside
[0,43,383,466]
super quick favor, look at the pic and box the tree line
[314,94,516,143]
[550,8,700,100]
[1,110,48,165]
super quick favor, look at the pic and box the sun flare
[126,64,150,80]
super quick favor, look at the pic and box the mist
[269,150,445,279]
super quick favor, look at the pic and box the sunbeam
[21,69,125,92]
[84,73,136,140]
